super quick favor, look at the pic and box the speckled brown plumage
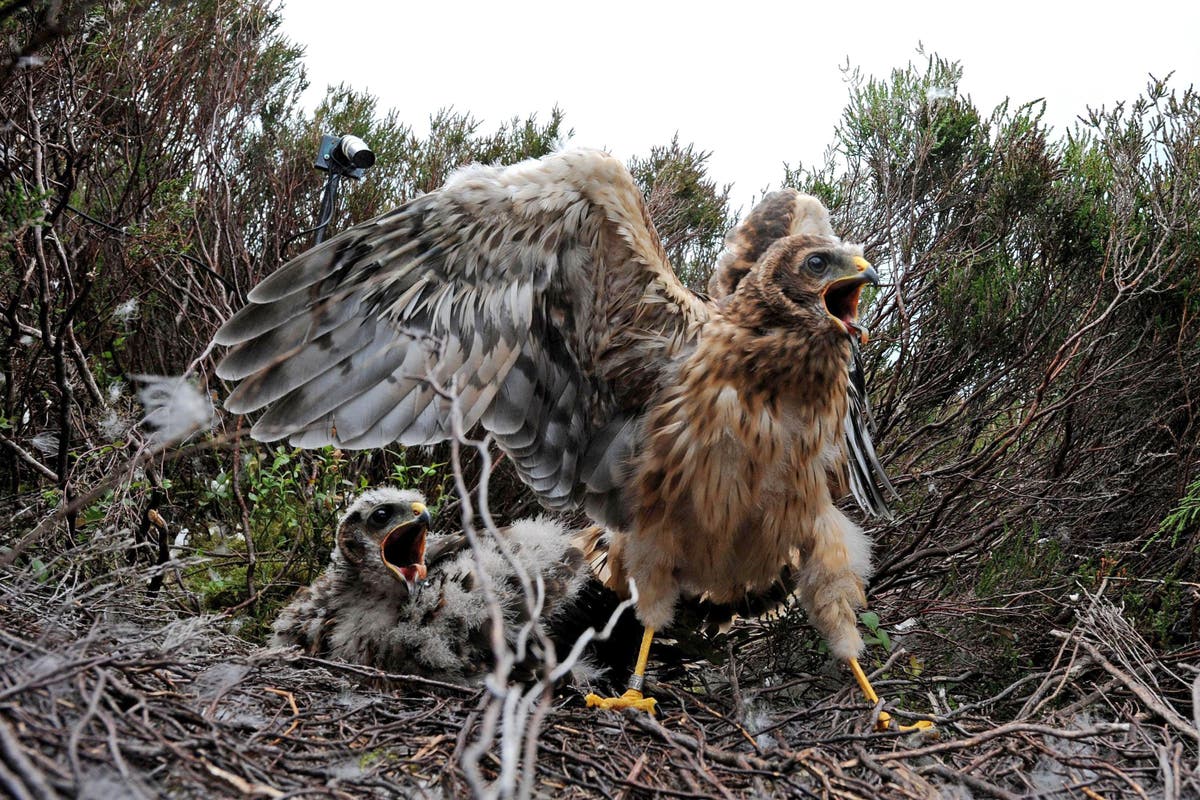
[219,150,892,661]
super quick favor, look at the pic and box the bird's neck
[694,310,852,413]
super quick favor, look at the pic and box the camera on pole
[315,134,376,179]
[311,134,376,244]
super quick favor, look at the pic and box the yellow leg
[849,657,934,732]
[585,627,658,714]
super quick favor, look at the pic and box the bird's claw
[875,710,935,733]
[585,688,657,715]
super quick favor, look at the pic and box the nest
[2,532,1197,800]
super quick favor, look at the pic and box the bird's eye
[805,254,827,273]
[368,506,394,527]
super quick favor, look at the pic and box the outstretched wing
[708,188,896,516]
[215,150,708,516]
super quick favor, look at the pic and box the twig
[867,721,1132,762]
[0,718,58,800]
[263,688,300,739]
[919,761,1021,800]
[292,656,478,695]
[0,433,58,482]
[201,760,284,798]
[0,433,237,567]
[1055,631,1199,743]
[628,713,782,773]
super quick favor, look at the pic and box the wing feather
[246,324,417,440]
[844,339,899,517]
[215,149,706,511]
[218,308,372,392]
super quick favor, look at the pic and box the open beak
[380,502,433,592]
[822,256,879,345]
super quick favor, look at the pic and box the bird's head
[747,236,879,345]
[336,487,434,596]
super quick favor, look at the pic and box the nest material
[1,550,1197,800]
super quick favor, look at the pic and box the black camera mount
[311,134,376,244]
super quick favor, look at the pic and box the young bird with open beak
[272,487,596,682]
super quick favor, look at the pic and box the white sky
[280,0,1200,213]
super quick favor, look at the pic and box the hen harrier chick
[272,487,592,682]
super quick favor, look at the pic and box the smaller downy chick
[272,487,595,682]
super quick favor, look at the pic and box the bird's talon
[585,688,657,714]
[875,710,935,733]
[900,719,936,733]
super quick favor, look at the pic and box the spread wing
[709,189,896,516]
[215,150,708,516]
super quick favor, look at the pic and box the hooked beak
[380,502,433,591]
[822,256,879,345]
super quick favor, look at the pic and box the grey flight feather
[216,150,705,520]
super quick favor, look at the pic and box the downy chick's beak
[380,501,433,592]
